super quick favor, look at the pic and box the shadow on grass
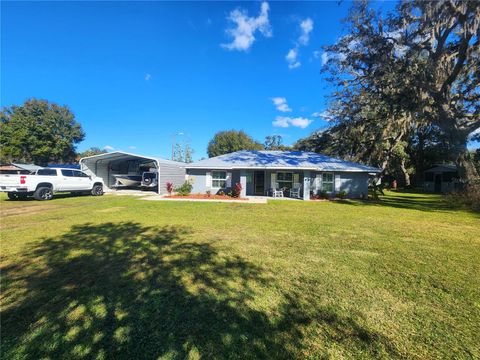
[1,222,401,358]
[335,192,460,213]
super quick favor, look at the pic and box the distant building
[424,164,458,193]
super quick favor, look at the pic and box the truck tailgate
[0,174,22,186]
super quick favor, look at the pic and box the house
[186,150,381,200]
[424,164,458,193]
[0,163,42,174]
[79,151,186,194]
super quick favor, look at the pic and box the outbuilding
[79,151,186,194]
[186,150,381,200]
[424,164,459,193]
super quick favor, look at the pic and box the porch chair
[289,183,302,198]
[271,182,284,198]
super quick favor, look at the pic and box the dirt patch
[0,204,58,217]
[96,207,126,213]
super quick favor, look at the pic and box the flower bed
[165,194,249,201]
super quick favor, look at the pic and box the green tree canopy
[77,147,107,159]
[0,99,85,166]
[297,0,479,182]
[207,130,263,157]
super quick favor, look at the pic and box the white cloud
[285,18,314,69]
[144,73,151,81]
[469,127,480,141]
[298,18,313,46]
[286,48,301,69]
[321,52,329,65]
[128,146,137,150]
[312,110,334,121]
[221,2,272,52]
[272,116,313,129]
[271,97,292,112]
[103,145,115,151]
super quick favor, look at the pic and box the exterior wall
[336,172,369,198]
[158,162,186,194]
[187,169,240,194]
[187,168,369,199]
[424,181,456,193]
[310,171,368,198]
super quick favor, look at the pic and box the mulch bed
[165,194,248,201]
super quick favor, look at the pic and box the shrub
[231,182,242,198]
[319,190,329,199]
[445,182,480,212]
[336,190,347,199]
[175,180,193,196]
[166,182,174,195]
[218,190,225,196]
[206,190,211,197]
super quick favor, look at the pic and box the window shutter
[316,173,322,192]
[334,174,341,192]
[226,172,232,187]
[206,171,211,188]
[271,173,277,188]
[293,173,299,185]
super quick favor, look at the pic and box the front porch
[237,169,325,200]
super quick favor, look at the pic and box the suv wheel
[34,187,53,201]
[91,184,104,196]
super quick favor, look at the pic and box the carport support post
[303,171,311,201]
[240,170,247,197]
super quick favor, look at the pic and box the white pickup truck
[0,168,104,201]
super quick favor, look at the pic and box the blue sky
[9,1,475,160]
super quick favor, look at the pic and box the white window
[277,172,293,189]
[322,173,334,192]
[212,171,227,188]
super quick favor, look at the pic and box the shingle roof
[187,151,381,172]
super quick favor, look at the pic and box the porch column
[303,171,311,201]
[240,170,247,197]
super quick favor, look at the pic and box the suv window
[61,170,74,177]
[37,169,57,176]
[73,170,89,178]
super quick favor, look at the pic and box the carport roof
[79,151,185,167]
[187,151,381,172]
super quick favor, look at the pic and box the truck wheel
[91,184,104,196]
[7,192,19,200]
[34,187,53,201]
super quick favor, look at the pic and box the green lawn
[1,191,479,359]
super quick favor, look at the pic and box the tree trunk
[451,133,479,182]
[400,158,411,187]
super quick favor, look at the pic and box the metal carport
[79,151,186,194]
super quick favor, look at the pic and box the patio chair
[289,183,302,198]
[271,183,284,198]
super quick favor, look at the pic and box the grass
[1,191,479,359]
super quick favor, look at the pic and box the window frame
[276,171,293,189]
[321,172,334,193]
[211,171,227,188]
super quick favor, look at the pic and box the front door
[434,174,442,193]
[254,171,265,195]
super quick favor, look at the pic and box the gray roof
[79,151,185,167]
[187,151,381,172]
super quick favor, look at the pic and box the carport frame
[79,151,162,194]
